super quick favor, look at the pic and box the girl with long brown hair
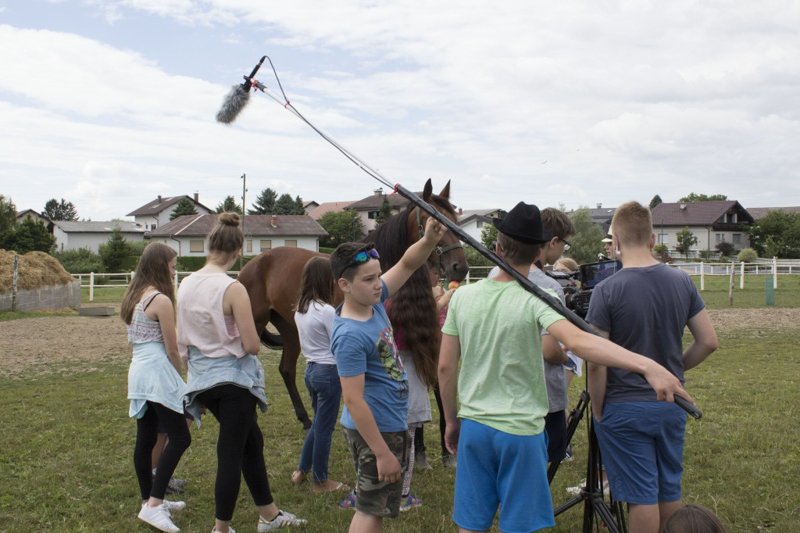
[122,242,190,533]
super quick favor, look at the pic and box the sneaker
[338,490,357,511]
[414,450,432,471]
[399,494,423,512]
[166,477,187,494]
[211,527,235,533]
[257,510,307,531]
[161,500,186,512]
[566,479,609,497]
[442,453,457,469]
[138,503,180,533]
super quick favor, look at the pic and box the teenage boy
[329,215,445,533]
[438,201,692,533]
[586,201,719,533]
[487,207,576,464]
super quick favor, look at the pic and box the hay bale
[0,250,75,293]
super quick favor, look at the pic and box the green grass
[1,319,798,532]
[689,274,800,308]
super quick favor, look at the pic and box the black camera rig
[547,259,622,317]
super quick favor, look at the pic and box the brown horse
[238,180,469,427]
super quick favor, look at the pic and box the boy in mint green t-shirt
[438,202,692,533]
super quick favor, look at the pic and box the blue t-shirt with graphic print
[332,280,409,432]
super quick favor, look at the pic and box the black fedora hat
[492,202,552,244]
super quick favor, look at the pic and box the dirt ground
[0,308,797,379]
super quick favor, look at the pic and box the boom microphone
[216,56,266,124]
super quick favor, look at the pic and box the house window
[732,233,742,245]
[715,234,723,244]
[368,211,378,219]
[189,239,204,253]
[245,239,253,253]
[476,220,483,228]
[284,240,297,248]
[658,233,668,245]
[260,239,272,250]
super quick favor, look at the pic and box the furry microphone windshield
[216,84,251,124]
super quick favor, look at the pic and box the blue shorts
[453,419,554,533]
[594,402,686,505]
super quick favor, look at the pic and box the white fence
[73,271,237,302]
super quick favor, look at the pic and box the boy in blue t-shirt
[586,201,719,533]
[329,215,445,532]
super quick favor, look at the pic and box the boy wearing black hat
[438,202,692,533]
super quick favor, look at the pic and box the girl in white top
[122,242,189,533]
[291,257,349,493]
[177,212,306,533]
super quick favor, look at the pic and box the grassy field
[1,311,798,532]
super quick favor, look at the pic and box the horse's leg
[270,312,311,429]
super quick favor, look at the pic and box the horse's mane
[368,194,456,387]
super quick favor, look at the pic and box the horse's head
[411,179,469,282]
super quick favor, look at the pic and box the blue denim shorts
[594,402,686,504]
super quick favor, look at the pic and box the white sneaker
[138,504,180,533]
[257,510,307,531]
[566,479,609,497]
[211,527,236,533]
[161,500,186,512]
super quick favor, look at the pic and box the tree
[0,195,16,249]
[53,248,103,273]
[170,197,198,220]
[318,210,364,248]
[215,195,242,214]
[678,193,728,203]
[274,193,304,215]
[566,208,605,264]
[43,198,78,221]
[749,210,800,258]
[11,218,56,253]
[649,194,663,209]
[675,227,698,259]
[737,248,758,262]
[248,188,278,215]
[480,222,498,249]
[374,198,393,227]
[99,227,132,272]
[715,241,736,258]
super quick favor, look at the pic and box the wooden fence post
[89,272,95,302]
[739,261,744,290]
[11,254,19,312]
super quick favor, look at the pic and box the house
[16,209,54,233]
[746,206,800,220]
[126,194,213,231]
[650,201,754,255]
[52,220,147,252]
[306,201,356,221]
[566,204,616,234]
[346,188,411,232]
[457,208,506,243]
[148,214,328,256]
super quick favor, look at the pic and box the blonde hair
[610,201,653,248]
[208,212,243,256]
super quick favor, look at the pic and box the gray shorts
[343,428,409,517]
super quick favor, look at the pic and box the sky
[1,0,799,221]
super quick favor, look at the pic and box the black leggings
[197,384,273,521]
[414,384,449,457]
[134,402,191,501]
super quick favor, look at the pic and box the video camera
[547,259,622,317]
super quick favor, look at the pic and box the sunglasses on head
[347,247,380,269]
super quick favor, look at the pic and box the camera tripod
[548,381,628,533]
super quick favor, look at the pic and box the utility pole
[240,173,247,269]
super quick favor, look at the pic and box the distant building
[306,201,356,220]
[127,193,213,231]
[16,209,54,233]
[457,208,506,243]
[346,188,411,232]
[52,220,147,253]
[746,206,800,220]
[651,201,754,255]
[148,214,328,256]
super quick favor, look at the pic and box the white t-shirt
[294,300,336,365]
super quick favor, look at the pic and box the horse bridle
[415,205,463,277]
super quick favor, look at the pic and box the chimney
[271,215,277,228]
[458,207,463,215]
[194,192,199,203]
[679,203,687,210]
[596,202,602,209]
[374,188,383,197]
[157,195,162,203]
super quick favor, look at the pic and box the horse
[237,180,469,428]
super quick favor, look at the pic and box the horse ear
[423,179,433,202]
[438,180,451,201]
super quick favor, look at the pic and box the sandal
[311,479,351,494]
[290,470,307,486]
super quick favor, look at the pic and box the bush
[737,247,758,262]
[653,244,672,263]
[698,250,715,260]
[52,248,103,273]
